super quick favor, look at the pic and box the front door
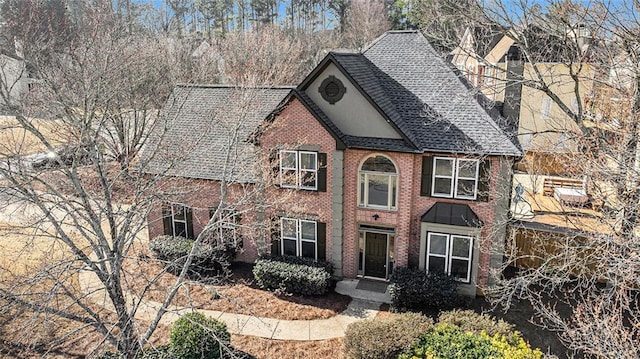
[364,233,387,278]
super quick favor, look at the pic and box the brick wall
[342,149,416,278]
[259,97,338,262]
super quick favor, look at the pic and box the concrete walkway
[79,269,381,340]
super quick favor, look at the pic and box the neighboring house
[0,37,32,112]
[451,26,596,165]
[143,31,522,296]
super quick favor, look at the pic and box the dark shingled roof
[141,85,292,182]
[317,31,521,156]
[421,203,483,227]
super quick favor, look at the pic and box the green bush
[343,312,433,359]
[170,312,231,359]
[399,323,543,359]
[399,324,498,359]
[149,235,236,278]
[252,256,332,295]
[388,267,462,312]
[438,310,515,337]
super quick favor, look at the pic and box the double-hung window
[432,157,479,200]
[281,218,317,259]
[209,208,241,247]
[167,204,192,238]
[279,150,318,190]
[426,232,473,282]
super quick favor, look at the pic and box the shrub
[438,309,515,337]
[149,235,236,278]
[399,323,499,359]
[170,312,231,359]
[252,256,333,295]
[388,267,462,312]
[399,323,543,359]
[343,312,433,359]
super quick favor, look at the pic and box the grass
[0,116,68,156]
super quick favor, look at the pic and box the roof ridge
[362,30,423,54]
[175,83,296,90]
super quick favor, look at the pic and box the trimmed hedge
[343,312,433,359]
[170,312,231,359]
[399,323,543,359]
[149,235,236,278]
[388,267,462,312]
[438,309,515,337]
[253,256,333,296]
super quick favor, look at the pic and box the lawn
[0,116,68,156]
[122,244,352,320]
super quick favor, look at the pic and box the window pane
[451,236,472,258]
[283,239,297,256]
[450,259,470,280]
[362,156,396,173]
[433,178,452,195]
[358,232,365,271]
[456,179,476,197]
[391,176,397,207]
[299,152,316,170]
[174,222,187,237]
[428,256,446,273]
[301,171,316,188]
[282,169,297,186]
[172,205,185,220]
[435,158,453,176]
[282,219,297,238]
[458,160,478,178]
[428,234,447,255]
[281,151,297,168]
[301,221,316,240]
[367,174,389,206]
[359,174,366,205]
[301,241,315,259]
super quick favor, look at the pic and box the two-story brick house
[144,30,522,296]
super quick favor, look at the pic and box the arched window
[358,155,398,210]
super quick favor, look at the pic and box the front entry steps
[335,278,392,304]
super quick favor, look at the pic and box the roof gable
[361,31,522,156]
[298,54,417,151]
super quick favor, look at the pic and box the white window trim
[426,232,473,283]
[280,217,317,260]
[432,157,480,200]
[279,150,318,191]
[358,171,398,210]
[171,204,189,238]
[217,209,239,246]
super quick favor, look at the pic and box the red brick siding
[342,150,416,278]
[259,97,337,262]
[410,155,503,288]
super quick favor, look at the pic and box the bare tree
[342,0,391,50]
[409,0,640,356]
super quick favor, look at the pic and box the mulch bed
[123,248,352,321]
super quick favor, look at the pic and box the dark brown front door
[364,233,387,278]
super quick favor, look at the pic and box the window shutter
[317,153,327,192]
[316,222,326,261]
[186,207,194,239]
[269,149,280,186]
[162,205,172,236]
[420,156,433,196]
[270,217,281,257]
[477,159,492,202]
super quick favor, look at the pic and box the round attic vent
[319,75,346,104]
